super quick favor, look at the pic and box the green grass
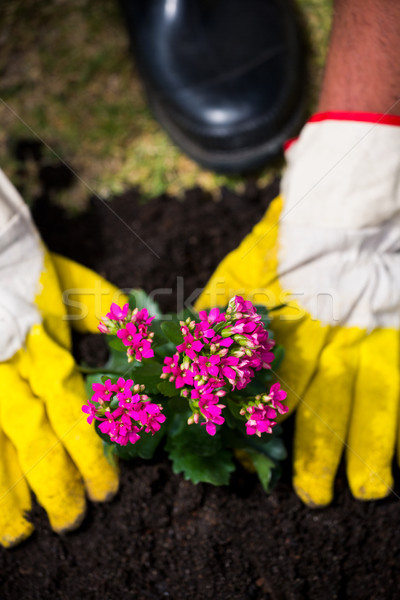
[0,0,332,207]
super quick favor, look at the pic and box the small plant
[82,292,288,491]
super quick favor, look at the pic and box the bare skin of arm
[318,0,400,116]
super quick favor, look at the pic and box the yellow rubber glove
[0,250,128,548]
[0,162,130,548]
[196,114,400,507]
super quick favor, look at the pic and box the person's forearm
[318,0,400,115]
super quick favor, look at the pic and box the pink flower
[84,377,165,446]
[198,307,225,326]
[159,297,283,437]
[106,302,130,321]
[175,366,195,389]
[198,354,221,378]
[134,308,154,327]
[115,377,134,401]
[142,403,167,434]
[117,322,140,346]
[117,323,154,361]
[245,403,277,436]
[127,338,154,361]
[92,379,117,402]
[98,410,119,437]
[176,333,204,360]
[82,402,97,424]
[232,296,260,322]
[98,321,110,334]
[269,382,288,415]
[243,383,288,437]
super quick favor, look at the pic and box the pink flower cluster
[82,377,166,445]
[241,382,288,437]
[99,303,154,362]
[161,296,281,436]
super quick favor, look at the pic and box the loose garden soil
[2,179,400,600]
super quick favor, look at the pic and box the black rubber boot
[120,0,306,173]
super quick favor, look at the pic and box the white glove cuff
[279,114,400,329]
[0,169,43,361]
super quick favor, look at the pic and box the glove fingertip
[0,518,35,549]
[293,475,334,508]
[85,467,120,503]
[348,469,393,501]
[51,503,87,535]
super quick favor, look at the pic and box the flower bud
[98,321,109,334]
[233,334,254,348]
[221,328,233,338]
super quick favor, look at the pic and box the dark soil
[2,179,400,600]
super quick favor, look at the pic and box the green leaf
[115,427,165,460]
[254,304,271,327]
[226,397,246,422]
[267,303,287,313]
[149,318,168,343]
[154,342,177,359]
[168,448,235,486]
[246,450,276,492]
[157,380,180,398]
[107,335,126,354]
[237,378,272,397]
[271,345,285,371]
[259,435,287,461]
[104,338,129,375]
[254,304,270,317]
[165,410,191,436]
[161,321,183,345]
[222,424,287,462]
[168,422,223,456]
[166,426,235,485]
[85,373,104,399]
[128,289,162,318]
[165,396,191,414]
[95,421,165,460]
[102,441,118,469]
[109,399,119,410]
[245,432,287,461]
[132,360,163,394]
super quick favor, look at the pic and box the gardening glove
[196,113,400,506]
[0,168,128,548]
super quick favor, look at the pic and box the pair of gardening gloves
[1,112,399,548]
